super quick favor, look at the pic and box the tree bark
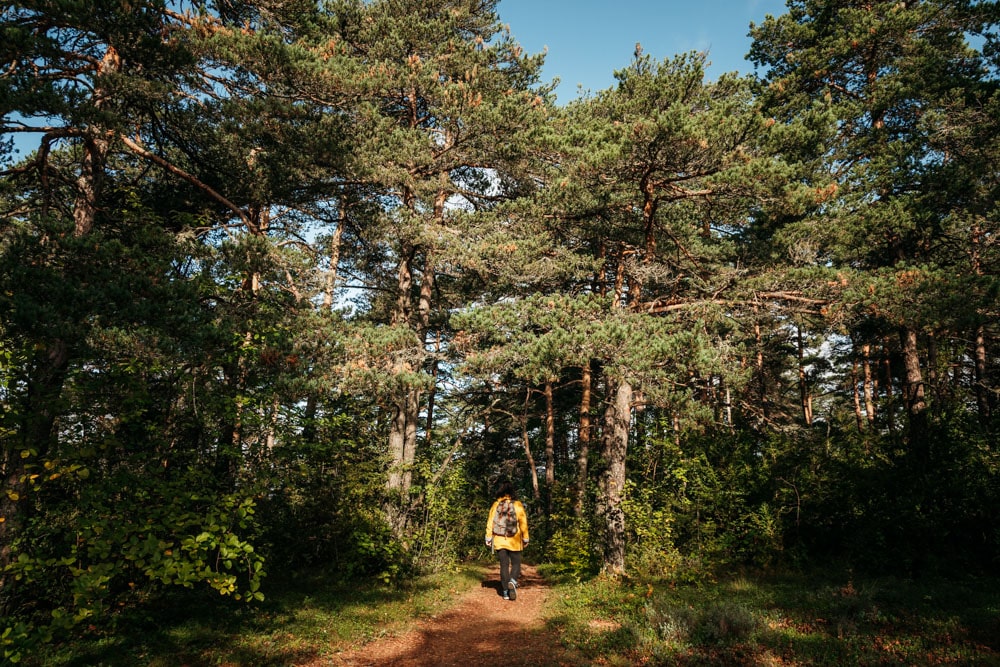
[971,222,992,423]
[883,344,896,436]
[852,357,865,432]
[899,326,928,453]
[797,326,813,426]
[754,313,767,421]
[599,379,632,575]
[322,202,345,309]
[425,331,440,445]
[927,332,939,416]
[862,343,876,427]
[574,362,593,517]
[386,387,420,533]
[974,325,991,423]
[543,380,556,517]
[386,234,418,533]
[72,46,118,236]
[521,393,541,501]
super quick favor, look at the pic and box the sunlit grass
[542,567,1000,665]
[31,562,1000,666]
[33,563,486,667]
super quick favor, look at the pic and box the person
[485,481,529,601]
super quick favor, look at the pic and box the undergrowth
[27,563,485,667]
[540,566,1000,666]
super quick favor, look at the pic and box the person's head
[496,480,516,500]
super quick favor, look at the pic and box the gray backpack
[492,499,519,537]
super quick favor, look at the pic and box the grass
[31,563,487,666]
[29,562,1000,666]
[541,567,1000,665]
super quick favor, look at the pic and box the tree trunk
[386,387,420,533]
[883,344,896,436]
[574,362,593,517]
[797,326,813,426]
[73,132,109,236]
[927,332,939,416]
[385,233,418,533]
[970,222,992,423]
[852,357,865,432]
[392,243,415,327]
[72,46,118,236]
[599,379,632,575]
[302,393,319,444]
[520,395,541,501]
[974,325,991,423]
[425,330,440,444]
[862,343,876,427]
[1,342,70,613]
[722,380,733,428]
[899,326,928,453]
[543,380,556,517]
[754,313,767,421]
[322,203,345,309]
[613,247,626,309]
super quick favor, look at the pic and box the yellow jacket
[485,496,529,551]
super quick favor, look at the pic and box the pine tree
[317,0,549,536]
[0,0,345,640]
[464,50,786,573]
[749,0,1000,443]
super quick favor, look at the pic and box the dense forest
[2,0,998,659]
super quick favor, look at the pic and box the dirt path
[316,564,589,666]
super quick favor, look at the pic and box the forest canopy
[2,0,998,659]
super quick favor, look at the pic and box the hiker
[485,481,529,601]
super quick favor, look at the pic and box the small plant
[645,601,695,644]
[690,600,759,645]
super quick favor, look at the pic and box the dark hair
[496,480,516,500]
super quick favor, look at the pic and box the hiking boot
[508,579,517,601]
[502,589,510,600]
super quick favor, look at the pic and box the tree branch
[118,133,249,226]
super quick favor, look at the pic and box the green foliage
[543,514,601,581]
[2,0,1000,656]
[0,200,275,655]
[3,471,264,661]
[253,409,409,581]
[784,415,1000,574]
[619,427,782,574]
[410,453,477,571]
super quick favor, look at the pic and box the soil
[314,564,590,666]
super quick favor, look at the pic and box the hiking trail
[312,564,589,666]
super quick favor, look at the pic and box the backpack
[492,498,519,537]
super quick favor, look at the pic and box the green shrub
[544,514,601,580]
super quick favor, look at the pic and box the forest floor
[31,558,1000,666]
[313,563,590,667]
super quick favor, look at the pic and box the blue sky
[496,0,789,103]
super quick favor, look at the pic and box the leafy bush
[1,468,264,664]
[543,514,601,580]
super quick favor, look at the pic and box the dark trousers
[497,548,522,590]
